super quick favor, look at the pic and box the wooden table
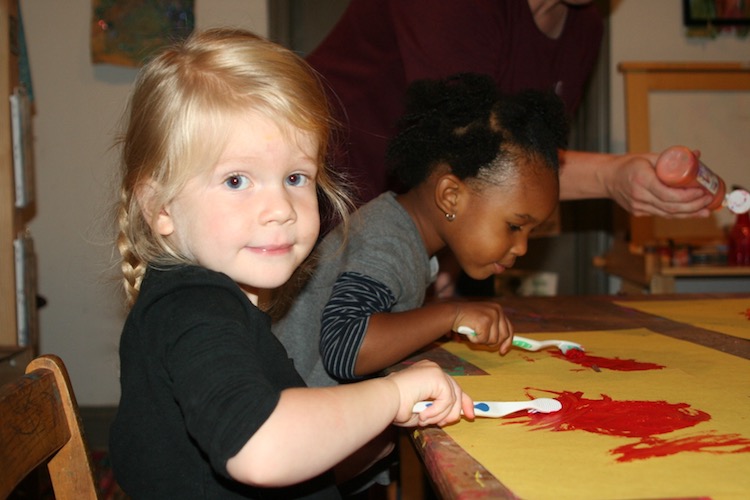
[403,293,750,499]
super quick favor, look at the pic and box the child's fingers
[453,301,515,348]
[460,391,475,420]
[415,391,458,426]
[433,382,472,427]
[457,316,513,351]
[400,368,468,427]
[498,317,514,355]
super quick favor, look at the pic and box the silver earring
[445,212,456,222]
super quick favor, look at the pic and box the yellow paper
[436,329,750,500]
[616,298,750,340]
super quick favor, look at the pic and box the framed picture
[683,0,750,27]
[91,0,195,67]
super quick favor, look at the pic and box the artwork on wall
[91,0,195,67]
[683,0,750,37]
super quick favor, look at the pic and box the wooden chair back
[0,354,99,499]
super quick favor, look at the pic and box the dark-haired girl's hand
[451,300,514,354]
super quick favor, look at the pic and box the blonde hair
[116,28,352,307]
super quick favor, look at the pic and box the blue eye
[286,173,310,187]
[224,174,250,190]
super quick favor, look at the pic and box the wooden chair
[0,354,99,499]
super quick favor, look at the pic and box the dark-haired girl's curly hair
[386,73,569,189]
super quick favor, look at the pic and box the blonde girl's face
[154,111,321,303]
[448,164,558,280]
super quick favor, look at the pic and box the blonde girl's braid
[116,186,145,307]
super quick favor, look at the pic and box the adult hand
[560,149,714,218]
[605,150,713,218]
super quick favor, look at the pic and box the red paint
[502,389,750,462]
[743,307,750,320]
[563,348,585,360]
[550,350,665,371]
[611,432,750,462]
[520,390,709,438]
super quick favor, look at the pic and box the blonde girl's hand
[451,300,514,354]
[387,360,474,427]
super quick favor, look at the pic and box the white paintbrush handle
[474,401,530,418]
[455,326,476,336]
[413,398,562,418]
[412,401,433,413]
[411,400,523,417]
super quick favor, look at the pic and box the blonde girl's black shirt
[109,265,340,499]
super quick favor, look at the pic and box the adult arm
[559,149,712,218]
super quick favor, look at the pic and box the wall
[21,0,268,406]
[609,1,749,151]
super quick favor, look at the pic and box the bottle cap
[725,189,750,214]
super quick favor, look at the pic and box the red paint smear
[550,350,665,371]
[611,432,750,462]
[500,389,750,462]
[743,308,750,320]
[564,348,586,360]
[516,390,709,438]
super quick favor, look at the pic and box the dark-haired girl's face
[447,165,558,280]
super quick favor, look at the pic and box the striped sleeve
[320,271,396,380]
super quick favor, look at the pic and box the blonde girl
[109,28,472,499]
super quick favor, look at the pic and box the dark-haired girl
[275,73,569,385]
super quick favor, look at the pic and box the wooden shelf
[0,0,17,346]
[0,0,37,351]
[660,265,750,277]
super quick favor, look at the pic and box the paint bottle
[655,146,726,211]
[727,211,750,266]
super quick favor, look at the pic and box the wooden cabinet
[600,62,750,293]
[0,0,37,364]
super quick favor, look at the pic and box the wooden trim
[660,265,750,277]
[618,61,750,73]
[0,0,17,345]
